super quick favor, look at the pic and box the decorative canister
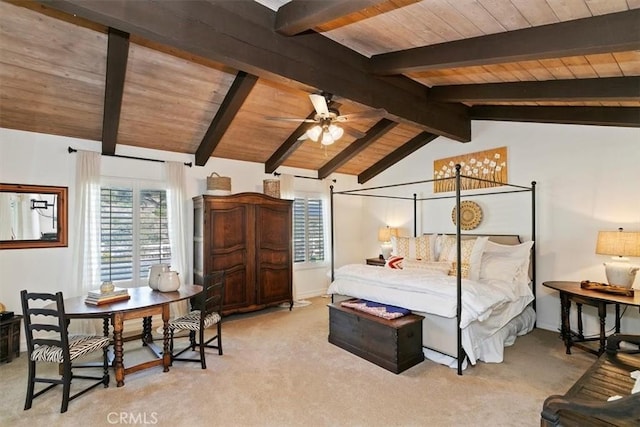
[207,172,231,195]
[157,271,181,292]
[263,179,280,198]
[148,263,170,290]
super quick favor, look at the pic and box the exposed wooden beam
[429,77,640,103]
[102,27,129,156]
[195,71,258,166]
[265,101,341,174]
[358,132,438,184]
[275,0,386,36]
[470,106,640,128]
[318,119,397,179]
[42,0,470,142]
[370,9,640,74]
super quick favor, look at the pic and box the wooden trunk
[193,193,293,315]
[328,302,424,374]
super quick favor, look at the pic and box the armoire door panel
[209,205,247,251]
[258,267,292,304]
[221,265,250,307]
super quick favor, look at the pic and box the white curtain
[165,161,189,318]
[279,174,295,200]
[70,150,102,334]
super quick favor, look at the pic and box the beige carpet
[0,296,594,427]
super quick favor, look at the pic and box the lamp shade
[595,230,640,258]
[378,227,398,242]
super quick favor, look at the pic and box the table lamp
[595,228,640,288]
[378,226,398,260]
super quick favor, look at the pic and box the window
[100,183,170,284]
[293,194,326,265]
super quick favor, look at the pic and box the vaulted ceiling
[1,0,638,183]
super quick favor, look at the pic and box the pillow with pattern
[403,259,451,275]
[437,236,488,280]
[391,234,435,261]
[385,255,404,269]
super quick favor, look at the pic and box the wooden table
[543,281,640,356]
[62,285,202,387]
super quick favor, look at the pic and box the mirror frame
[0,183,68,250]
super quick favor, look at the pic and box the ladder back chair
[169,271,225,369]
[20,290,110,413]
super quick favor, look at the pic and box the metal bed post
[455,164,463,375]
[413,193,417,237]
[531,181,537,312]
[330,185,335,303]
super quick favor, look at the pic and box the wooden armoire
[193,193,293,315]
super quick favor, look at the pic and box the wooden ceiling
[1,0,638,183]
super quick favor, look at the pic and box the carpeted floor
[0,296,594,427]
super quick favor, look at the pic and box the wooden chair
[169,271,225,369]
[541,334,640,426]
[20,290,110,413]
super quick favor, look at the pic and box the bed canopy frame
[329,164,537,375]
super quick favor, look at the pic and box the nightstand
[1,314,22,363]
[366,257,386,266]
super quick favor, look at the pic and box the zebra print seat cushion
[31,335,110,363]
[169,310,221,331]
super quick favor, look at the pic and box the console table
[0,314,22,363]
[543,281,640,356]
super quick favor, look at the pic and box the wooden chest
[328,302,424,374]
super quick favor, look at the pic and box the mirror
[0,183,68,249]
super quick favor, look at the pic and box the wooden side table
[0,314,22,363]
[366,257,386,266]
[543,281,640,356]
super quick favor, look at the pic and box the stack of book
[85,288,131,305]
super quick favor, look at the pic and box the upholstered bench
[328,302,424,374]
[540,334,640,426]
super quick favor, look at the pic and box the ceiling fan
[266,93,387,146]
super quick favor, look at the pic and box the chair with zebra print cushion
[169,271,225,369]
[20,290,110,413]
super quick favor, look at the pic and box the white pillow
[437,236,488,280]
[480,240,534,285]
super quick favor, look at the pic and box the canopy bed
[328,164,537,375]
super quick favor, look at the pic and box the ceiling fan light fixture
[306,125,323,142]
[320,130,335,146]
[328,124,344,140]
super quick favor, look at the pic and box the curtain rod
[68,147,193,167]
[273,172,336,183]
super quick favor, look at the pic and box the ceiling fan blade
[341,125,367,139]
[309,94,329,116]
[264,116,316,123]
[335,108,387,122]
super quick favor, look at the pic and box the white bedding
[327,264,535,366]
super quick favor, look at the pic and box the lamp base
[603,260,639,289]
[380,243,392,260]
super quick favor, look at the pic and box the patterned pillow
[448,261,471,279]
[385,255,404,269]
[403,259,451,275]
[437,236,488,280]
[391,235,434,261]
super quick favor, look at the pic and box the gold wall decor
[433,147,507,193]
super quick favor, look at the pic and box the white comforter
[328,264,534,329]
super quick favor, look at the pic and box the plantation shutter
[139,190,171,280]
[292,196,325,264]
[100,188,133,281]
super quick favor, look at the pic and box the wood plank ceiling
[1,0,638,183]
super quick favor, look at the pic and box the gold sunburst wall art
[433,146,508,193]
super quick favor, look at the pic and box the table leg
[576,303,584,340]
[142,316,153,345]
[162,304,170,373]
[113,313,125,387]
[615,304,621,333]
[598,302,607,355]
[560,292,572,354]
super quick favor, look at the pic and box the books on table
[85,288,130,305]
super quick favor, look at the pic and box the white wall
[0,128,359,318]
[354,121,640,335]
